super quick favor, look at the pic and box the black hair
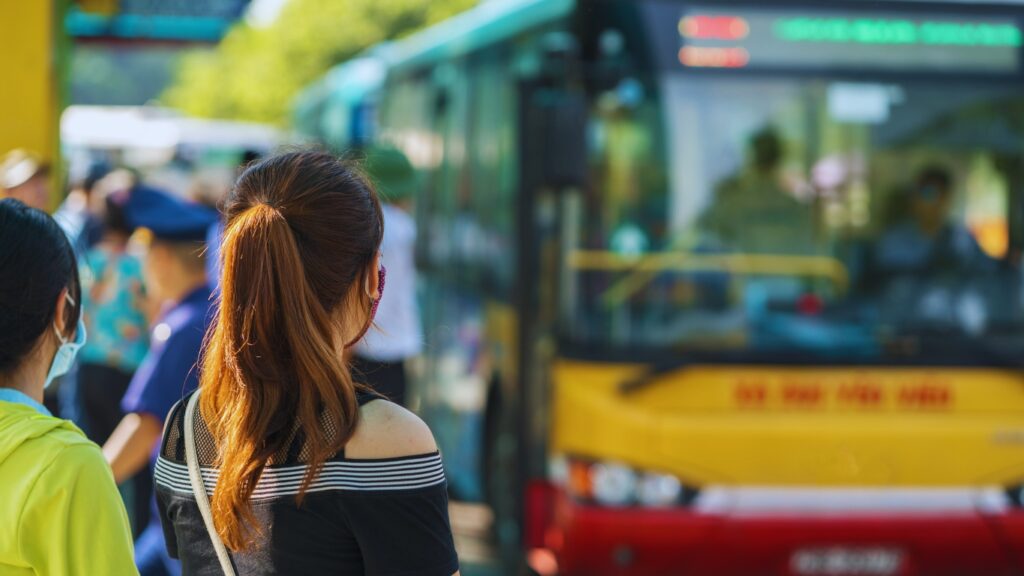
[0,198,81,374]
[751,126,783,172]
[917,165,953,195]
[240,149,261,169]
[83,161,111,195]
[103,191,132,234]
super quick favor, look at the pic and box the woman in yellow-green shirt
[0,198,136,575]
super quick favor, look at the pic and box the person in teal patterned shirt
[78,186,150,445]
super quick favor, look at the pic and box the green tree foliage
[163,0,476,124]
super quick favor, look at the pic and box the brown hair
[199,150,383,550]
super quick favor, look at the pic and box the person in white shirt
[351,146,421,406]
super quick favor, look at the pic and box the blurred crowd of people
[0,144,425,576]
[2,147,222,575]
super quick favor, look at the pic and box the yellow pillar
[0,0,61,208]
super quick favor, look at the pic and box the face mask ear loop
[365,274,375,302]
[345,265,386,350]
[53,290,78,345]
[52,324,69,346]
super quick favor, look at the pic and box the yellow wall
[0,1,58,203]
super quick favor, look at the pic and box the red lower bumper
[537,488,1024,576]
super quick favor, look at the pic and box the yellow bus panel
[552,360,1024,487]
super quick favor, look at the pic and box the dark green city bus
[301,1,1024,574]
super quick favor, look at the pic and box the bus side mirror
[534,90,587,189]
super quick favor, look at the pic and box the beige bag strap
[184,390,237,576]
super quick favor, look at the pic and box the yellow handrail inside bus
[567,250,850,307]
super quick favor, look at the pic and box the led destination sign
[673,6,1023,73]
[774,17,1021,46]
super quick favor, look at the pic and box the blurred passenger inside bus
[875,165,988,276]
[0,149,50,211]
[351,146,421,407]
[700,127,816,255]
[595,80,658,236]
[101,186,217,576]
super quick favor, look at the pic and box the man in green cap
[351,146,420,406]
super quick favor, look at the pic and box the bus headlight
[591,461,637,506]
[636,471,683,507]
[551,455,696,508]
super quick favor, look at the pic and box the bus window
[585,76,668,254]
[565,73,1024,363]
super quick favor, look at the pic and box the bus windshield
[562,72,1024,364]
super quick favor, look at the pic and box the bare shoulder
[345,399,438,459]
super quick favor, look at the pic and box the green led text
[775,17,1022,47]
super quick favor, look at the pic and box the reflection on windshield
[565,75,1024,363]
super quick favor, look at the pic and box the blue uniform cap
[124,185,219,243]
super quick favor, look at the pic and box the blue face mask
[44,295,87,389]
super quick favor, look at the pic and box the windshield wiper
[618,350,834,395]
[618,357,695,395]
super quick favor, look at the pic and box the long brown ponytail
[200,151,383,550]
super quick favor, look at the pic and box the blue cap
[124,185,219,243]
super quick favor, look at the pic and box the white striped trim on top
[155,453,446,499]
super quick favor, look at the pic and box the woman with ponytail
[154,151,459,575]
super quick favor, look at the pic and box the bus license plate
[791,548,903,576]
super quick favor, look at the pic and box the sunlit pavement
[450,501,503,576]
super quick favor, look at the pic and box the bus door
[512,45,588,562]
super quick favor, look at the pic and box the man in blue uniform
[101,185,218,576]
